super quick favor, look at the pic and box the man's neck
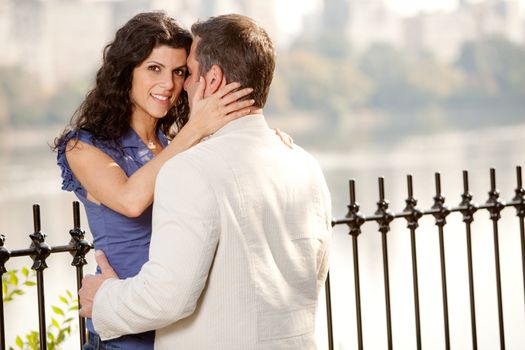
[250,108,263,115]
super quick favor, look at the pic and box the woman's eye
[148,65,160,72]
[174,69,186,77]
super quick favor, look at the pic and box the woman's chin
[151,111,169,119]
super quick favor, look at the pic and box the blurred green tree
[456,37,525,99]
[0,66,45,126]
[450,37,525,126]
[45,80,88,124]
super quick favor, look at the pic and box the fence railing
[0,202,91,350]
[326,165,525,350]
[3,166,524,350]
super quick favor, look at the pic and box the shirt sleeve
[56,130,83,193]
[56,129,98,196]
[91,155,219,339]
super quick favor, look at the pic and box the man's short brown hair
[191,14,275,108]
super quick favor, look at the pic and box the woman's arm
[65,80,254,217]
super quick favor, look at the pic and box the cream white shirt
[92,115,332,350]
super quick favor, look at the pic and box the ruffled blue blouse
[57,128,169,350]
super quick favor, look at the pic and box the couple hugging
[55,11,331,350]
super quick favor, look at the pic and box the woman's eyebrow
[146,60,165,67]
[146,61,187,71]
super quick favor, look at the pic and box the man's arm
[90,156,219,340]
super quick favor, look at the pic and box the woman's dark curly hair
[54,12,192,150]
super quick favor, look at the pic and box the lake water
[0,123,524,349]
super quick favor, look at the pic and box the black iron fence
[326,166,525,350]
[0,202,91,350]
[2,166,524,349]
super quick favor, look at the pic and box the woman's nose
[159,74,174,90]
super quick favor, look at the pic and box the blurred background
[0,0,524,349]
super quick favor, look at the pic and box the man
[79,14,332,349]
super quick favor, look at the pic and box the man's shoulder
[158,141,221,179]
[289,144,324,171]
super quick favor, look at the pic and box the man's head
[184,14,275,109]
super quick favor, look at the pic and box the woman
[54,12,257,350]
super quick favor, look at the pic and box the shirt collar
[211,114,268,138]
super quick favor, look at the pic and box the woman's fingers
[220,87,254,105]
[190,76,206,107]
[274,128,294,149]
[224,106,253,122]
[216,81,242,99]
[186,81,256,139]
[223,99,255,115]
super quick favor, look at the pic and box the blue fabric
[57,128,168,350]
[84,332,121,350]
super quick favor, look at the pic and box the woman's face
[130,45,187,120]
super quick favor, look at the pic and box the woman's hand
[273,128,294,149]
[66,79,255,218]
[185,77,255,141]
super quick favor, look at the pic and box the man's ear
[204,64,225,96]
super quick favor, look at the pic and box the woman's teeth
[152,94,169,101]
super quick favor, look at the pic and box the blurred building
[407,0,524,62]
[315,0,404,52]
[301,0,403,52]
[2,0,521,91]
[0,1,17,65]
[345,0,405,52]
[0,0,277,91]
[404,10,477,62]
[315,0,524,62]
[0,0,127,90]
[322,0,350,35]
[237,0,277,40]
[198,0,277,42]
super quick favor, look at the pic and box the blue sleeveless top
[57,128,169,350]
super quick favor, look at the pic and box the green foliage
[291,31,353,59]
[0,66,46,126]
[455,37,525,100]
[275,50,372,121]
[2,268,36,302]
[3,269,78,350]
[9,289,78,350]
[357,44,464,111]
[269,34,525,148]
[0,65,88,127]
[45,81,88,124]
[2,35,525,147]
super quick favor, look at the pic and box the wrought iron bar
[0,235,9,350]
[375,177,394,350]
[486,169,506,350]
[459,170,478,350]
[6,245,91,259]
[325,272,334,350]
[330,166,523,349]
[332,200,519,227]
[69,201,90,348]
[343,179,365,350]
[431,173,451,350]
[29,204,51,350]
[0,202,91,350]
[513,166,525,318]
[403,175,423,350]
[351,235,362,350]
[3,167,525,349]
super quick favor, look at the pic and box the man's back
[153,115,332,349]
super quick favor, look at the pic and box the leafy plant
[3,269,78,350]
[2,267,36,302]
